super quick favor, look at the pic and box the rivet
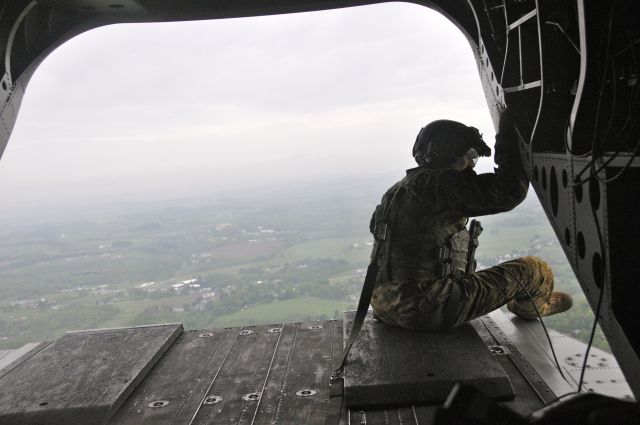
[198,332,214,338]
[203,395,223,405]
[148,400,169,408]
[489,345,507,355]
[239,330,254,336]
[268,328,282,333]
[242,392,261,401]
[296,389,317,397]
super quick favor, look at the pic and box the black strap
[324,372,346,425]
[329,186,402,385]
[329,243,383,383]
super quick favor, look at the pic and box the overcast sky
[0,2,496,215]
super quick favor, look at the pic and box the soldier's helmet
[412,120,491,168]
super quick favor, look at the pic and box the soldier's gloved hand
[495,109,520,166]
[498,109,516,138]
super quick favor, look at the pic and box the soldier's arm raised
[438,111,529,216]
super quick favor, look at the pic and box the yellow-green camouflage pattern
[372,256,554,330]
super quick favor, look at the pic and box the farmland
[0,177,606,350]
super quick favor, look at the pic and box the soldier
[369,112,573,330]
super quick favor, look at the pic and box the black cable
[571,102,640,185]
[577,191,608,393]
[544,20,580,54]
[557,185,608,397]
[592,138,640,184]
[571,1,640,186]
[556,390,578,400]
[502,268,568,384]
[575,4,615,176]
[588,6,615,158]
[588,56,637,186]
[578,283,605,392]
[597,54,619,148]
[552,192,608,399]
[588,57,640,184]
[559,0,630,399]
[564,5,615,158]
[572,92,640,184]
[572,136,640,186]
[481,0,503,57]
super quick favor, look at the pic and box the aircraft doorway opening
[0,2,603,359]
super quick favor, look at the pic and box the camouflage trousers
[371,256,554,330]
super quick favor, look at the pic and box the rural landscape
[0,175,607,350]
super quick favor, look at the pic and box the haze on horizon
[0,3,497,221]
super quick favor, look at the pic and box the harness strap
[323,378,345,425]
[329,242,383,384]
[329,185,402,386]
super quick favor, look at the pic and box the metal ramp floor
[0,311,631,425]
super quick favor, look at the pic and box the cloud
[0,2,496,211]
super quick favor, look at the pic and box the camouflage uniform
[370,133,553,330]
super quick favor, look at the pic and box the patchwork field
[0,183,606,350]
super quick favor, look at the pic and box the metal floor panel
[0,342,45,371]
[107,316,558,424]
[108,321,340,425]
[6,314,629,425]
[0,324,182,425]
[492,310,635,400]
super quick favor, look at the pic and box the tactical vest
[438,227,472,276]
[369,168,476,281]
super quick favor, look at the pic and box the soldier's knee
[519,256,554,292]
[520,256,551,274]
[512,256,548,283]
[520,255,544,266]
[533,257,553,279]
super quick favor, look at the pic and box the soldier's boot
[508,291,573,320]
[539,291,573,317]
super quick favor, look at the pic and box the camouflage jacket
[369,132,528,327]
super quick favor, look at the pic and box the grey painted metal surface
[491,310,634,400]
[0,342,44,371]
[109,317,541,424]
[0,323,182,425]
[0,317,626,424]
[108,321,340,425]
[473,314,560,406]
[342,311,514,407]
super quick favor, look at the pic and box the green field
[211,297,354,327]
[0,186,609,351]
[211,236,371,276]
